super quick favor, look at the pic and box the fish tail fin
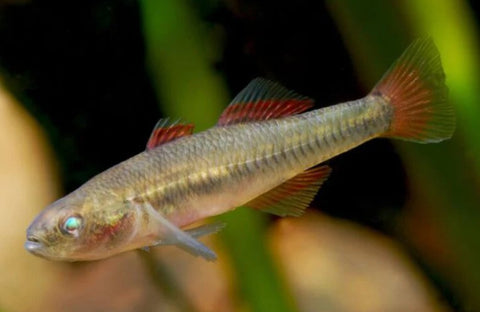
[371,37,455,143]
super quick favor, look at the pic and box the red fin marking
[146,118,194,150]
[246,165,331,217]
[372,38,455,143]
[217,78,314,126]
[218,99,313,125]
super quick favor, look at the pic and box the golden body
[25,38,454,261]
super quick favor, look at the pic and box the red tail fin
[372,38,455,143]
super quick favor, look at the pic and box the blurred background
[0,0,479,311]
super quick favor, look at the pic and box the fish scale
[105,96,391,225]
[25,38,455,261]
[76,95,390,229]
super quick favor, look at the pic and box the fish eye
[61,215,83,236]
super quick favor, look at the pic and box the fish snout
[24,233,45,255]
[25,218,49,255]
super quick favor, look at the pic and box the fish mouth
[24,235,45,255]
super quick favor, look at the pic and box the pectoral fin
[142,203,217,261]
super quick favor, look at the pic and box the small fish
[25,38,455,261]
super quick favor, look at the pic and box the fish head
[25,192,88,261]
[25,190,138,261]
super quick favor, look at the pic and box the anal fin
[246,165,331,217]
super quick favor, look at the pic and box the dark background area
[0,1,478,310]
[0,0,414,230]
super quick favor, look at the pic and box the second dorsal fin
[146,118,194,150]
[217,78,314,126]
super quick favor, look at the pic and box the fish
[25,38,455,261]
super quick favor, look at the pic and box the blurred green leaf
[140,0,227,130]
[328,0,480,309]
[404,0,480,178]
[219,209,296,312]
[140,0,295,311]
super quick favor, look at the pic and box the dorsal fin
[217,78,314,126]
[146,118,194,150]
[246,165,331,216]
